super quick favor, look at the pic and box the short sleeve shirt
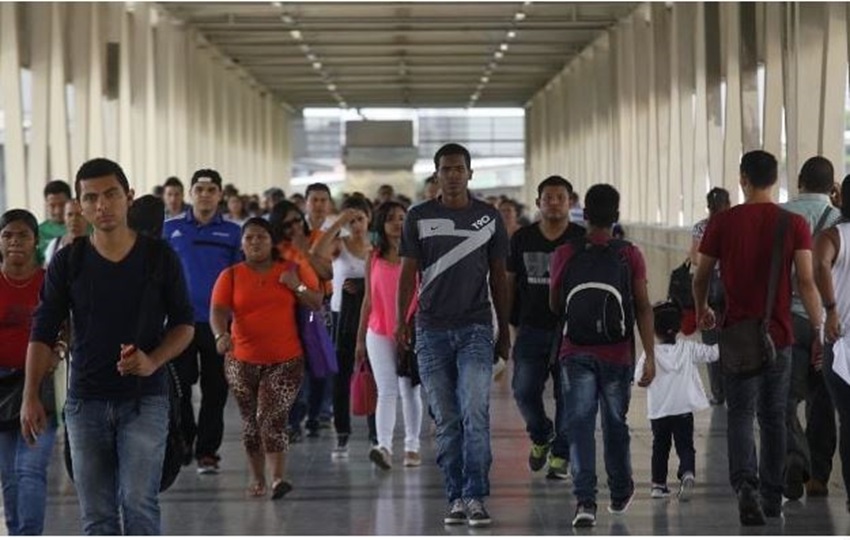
[211,262,306,364]
[699,203,812,348]
[508,222,585,330]
[400,196,509,329]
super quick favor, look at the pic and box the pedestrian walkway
[34,365,850,535]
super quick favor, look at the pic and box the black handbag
[718,210,789,377]
[0,371,25,426]
[397,323,421,388]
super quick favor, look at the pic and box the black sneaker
[608,484,635,514]
[572,501,597,528]
[762,498,783,519]
[783,462,804,501]
[466,499,491,527]
[528,441,551,472]
[444,499,467,525]
[738,484,766,526]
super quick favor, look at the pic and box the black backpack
[559,238,635,346]
[667,259,694,310]
[61,235,187,493]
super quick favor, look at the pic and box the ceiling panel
[163,1,638,109]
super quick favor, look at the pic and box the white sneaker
[492,357,507,382]
[403,451,421,467]
[678,473,695,501]
[651,484,671,498]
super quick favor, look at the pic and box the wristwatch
[295,283,308,295]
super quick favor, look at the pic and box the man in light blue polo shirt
[780,156,842,500]
[163,169,242,474]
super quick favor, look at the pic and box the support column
[28,3,51,206]
[70,2,91,173]
[762,3,783,164]
[48,3,70,182]
[721,2,743,197]
[0,3,27,210]
[819,3,847,171]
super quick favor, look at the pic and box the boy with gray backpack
[549,184,656,528]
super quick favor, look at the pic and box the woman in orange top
[210,218,322,500]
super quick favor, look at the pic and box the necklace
[1,268,37,289]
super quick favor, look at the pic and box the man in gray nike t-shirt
[396,143,510,528]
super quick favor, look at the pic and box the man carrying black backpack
[549,184,655,528]
[20,158,194,535]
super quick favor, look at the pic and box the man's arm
[688,237,700,267]
[20,342,58,444]
[633,277,656,387]
[794,249,824,328]
[506,271,517,327]
[395,257,419,350]
[22,250,72,444]
[489,258,511,360]
[692,253,718,329]
[813,228,841,342]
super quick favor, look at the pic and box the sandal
[271,479,293,500]
[247,481,267,498]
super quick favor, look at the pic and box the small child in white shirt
[635,301,719,501]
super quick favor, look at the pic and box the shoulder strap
[66,236,90,290]
[764,210,790,322]
[134,236,168,344]
[813,204,832,236]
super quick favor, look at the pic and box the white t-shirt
[636,339,719,420]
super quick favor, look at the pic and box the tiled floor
[35,364,850,535]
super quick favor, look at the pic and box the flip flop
[247,481,267,498]
[271,479,293,500]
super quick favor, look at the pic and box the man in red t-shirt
[694,150,824,526]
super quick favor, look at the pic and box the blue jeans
[65,395,169,535]
[724,347,791,507]
[511,326,568,458]
[559,354,634,504]
[415,323,494,501]
[0,419,57,535]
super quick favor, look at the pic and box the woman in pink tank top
[355,202,423,470]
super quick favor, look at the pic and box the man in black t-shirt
[22,158,194,535]
[508,176,585,480]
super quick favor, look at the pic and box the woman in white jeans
[355,201,422,469]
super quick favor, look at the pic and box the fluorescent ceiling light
[312,61,322,70]
[307,53,316,61]
[299,44,310,53]
[507,30,517,39]
[494,51,504,59]
[514,12,526,21]
[281,14,294,24]
[328,84,337,92]
[271,2,282,7]
[500,43,509,51]
[480,76,489,83]
[289,29,302,40]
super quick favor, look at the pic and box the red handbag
[350,360,377,416]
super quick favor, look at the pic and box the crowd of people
[0,142,848,535]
